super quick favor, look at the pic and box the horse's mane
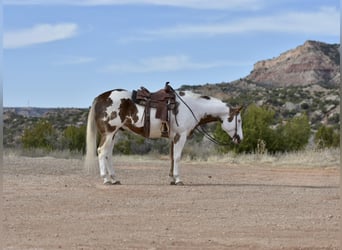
[177,90,225,105]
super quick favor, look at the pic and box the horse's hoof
[103,180,121,185]
[104,180,112,185]
[170,181,184,186]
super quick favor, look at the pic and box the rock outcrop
[247,40,340,87]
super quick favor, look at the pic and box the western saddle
[132,82,178,138]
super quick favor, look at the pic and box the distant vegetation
[3,97,339,157]
[4,40,339,157]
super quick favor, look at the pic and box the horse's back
[92,89,134,130]
[95,89,131,104]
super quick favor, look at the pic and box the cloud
[4,0,264,10]
[103,55,248,73]
[54,56,96,65]
[128,6,339,40]
[4,23,79,49]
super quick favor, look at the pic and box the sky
[3,0,340,108]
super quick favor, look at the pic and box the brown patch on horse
[200,95,211,100]
[118,98,139,123]
[97,125,117,148]
[188,115,221,137]
[117,99,147,137]
[94,91,113,120]
[199,115,221,125]
[94,90,117,133]
[110,111,117,120]
[174,133,181,144]
[228,106,243,122]
[123,122,145,137]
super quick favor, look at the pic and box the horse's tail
[84,98,98,174]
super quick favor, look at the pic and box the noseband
[230,114,241,143]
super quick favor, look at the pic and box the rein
[169,86,236,146]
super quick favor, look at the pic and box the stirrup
[161,122,169,137]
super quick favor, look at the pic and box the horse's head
[221,106,243,144]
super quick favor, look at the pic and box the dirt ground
[3,154,340,250]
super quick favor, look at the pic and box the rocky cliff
[247,40,340,87]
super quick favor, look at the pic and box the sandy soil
[3,155,340,250]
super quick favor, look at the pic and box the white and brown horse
[85,87,243,185]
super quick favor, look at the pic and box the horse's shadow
[123,182,338,189]
[185,183,338,189]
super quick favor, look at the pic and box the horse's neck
[186,97,227,120]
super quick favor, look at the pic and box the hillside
[180,40,340,132]
[3,108,88,148]
[3,40,340,149]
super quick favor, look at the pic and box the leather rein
[169,86,239,146]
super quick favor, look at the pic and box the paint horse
[85,84,243,185]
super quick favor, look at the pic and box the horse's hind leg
[98,133,120,185]
[106,134,121,184]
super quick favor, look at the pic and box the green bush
[214,105,276,153]
[234,105,276,153]
[115,132,150,155]
[314,125,340,148]
[275,114,311,152]
[22,120,57,151]
[63,125,86,153]
[214,105,311,153]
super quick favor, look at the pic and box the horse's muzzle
[232,134,241,144]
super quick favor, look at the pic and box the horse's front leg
[169,133,187,185]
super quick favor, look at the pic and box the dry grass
[4,147,340,169]
[201,148,340,168]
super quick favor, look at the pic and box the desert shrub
[149,138,170,154]
[63,125,86,153]
[314,125,340,148]
[115,131,150,155]
[237,104,276,153]
[214,105,311,153]
[22,119,58,151]
[214,105,276,153]
[275,114,311,152]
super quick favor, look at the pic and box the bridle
[230,114,241,144]
[170,86,240,146]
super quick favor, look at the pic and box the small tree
[22,119,57,151]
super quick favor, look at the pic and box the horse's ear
[237,105,244,113]
[228,105,243,122]
[231,105,243,115]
